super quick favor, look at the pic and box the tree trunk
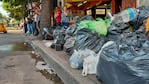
[40,0,53,29]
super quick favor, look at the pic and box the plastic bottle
[111,8,138,24]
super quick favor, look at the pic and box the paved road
[0,30,54,84]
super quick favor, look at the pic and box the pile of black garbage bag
[65,6,149,84]
[96,6,149,84]
[51,26,65,51]
[63,15,95,53]
[49,6,149,84]
[71,28,106,54]
[50,15,94,51]
[97,33,149,84]
[64,24,77,53]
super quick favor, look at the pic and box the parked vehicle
[0,23,7,33]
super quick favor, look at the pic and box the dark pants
[56,22,61,26]
[33,22,39,36]
[62,22,69,29]
[24,23,27,33]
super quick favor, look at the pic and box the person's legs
[62,22,68,29]
[29,23,34,35]
[65,22,69,28]
[56,21,61,27]
[24,23,27,33]
[34,22,39,36]
[27,23,31,35]
[37,21,40,32]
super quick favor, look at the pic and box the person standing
[61,6,70,29]
[26,15,34,35]
[23,17,28,33]
[54,7,62,26]
[33,12,40,36]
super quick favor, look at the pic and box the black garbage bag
[53,26,62,38]
[71,28,106,54]
[108,22,129,35]
[97,40,149,84]
[64,36,76,53]
[65,24,78,36]
[63,16,94,53]
[42,27,53,40]
[53,26,65,45]
[133,6,149,30]
[73,16,80,24]
[64,24,78,53]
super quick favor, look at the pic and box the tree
[40,0,53,29]
[2,0,24,20]
[2,0,40,20]
[0,13,3,18]
[0,12,9,25]
[2,0,55,30]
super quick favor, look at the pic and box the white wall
[137,0,149,7]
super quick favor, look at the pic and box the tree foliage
[0,13,3,18]
[2,0,40,20]
[0,12,9,25]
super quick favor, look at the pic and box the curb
[26,36,102,84]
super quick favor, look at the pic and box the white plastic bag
[82,41,115,76]
[82,55,98,76]
[45,41,53,48]
[69,49,96,69]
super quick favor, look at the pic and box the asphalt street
[0,30,54,84]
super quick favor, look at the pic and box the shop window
[96,9,105,15]
[87,10,92,15]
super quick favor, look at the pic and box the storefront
[64,0,138,16]
[64,0,111,18]
[111,0,136,14]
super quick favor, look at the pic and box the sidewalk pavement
[25,35,102,84]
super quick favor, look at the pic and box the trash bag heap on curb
[71,28,107,54]
[47,6,149,83]
[96,6,149,84]
[97,39,149,84]
[51,15,94,52]
[64,15,95,53]
[64,16,109,76]
[68,16,109,55]
[64,24,77,53]
[51,26,65,51]
[68,6,149,83]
